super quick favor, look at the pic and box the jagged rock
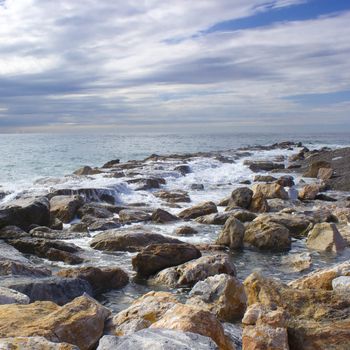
[0,337,79,349]
[187,274,246,321]
[56,266,129,295]
[151,208,178,223]
[152,255,236,287]
[215,217,245,249]
[175,225,198,235]
[178,201,217,220]
[252,183,289,200]
[306,223,346,253]
[0,286,30,305]
[118,209,151,223]
[228,187,253,209]
[303,161,331,178]
[50,195,84,223]
[97,329,219,350]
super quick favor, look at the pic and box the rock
[187,274,246,321]
[50,195,84,223]
[77,202,114,219]
[200,210,256,224]
[108,291,179,336]
[178,201,217,220]
[317,167,333,180]
[90,228,182,252]
[298,184,320,200]
[0,286,30,304]
[97,329,219,350]
[228,187,253,209]
[132,243,201,278]
[254,175,277,183]
[0,337,79,349]
[154,190,191,203]
[252,183,289,200]
[244,220,291,251]
[50,217,64,230]
[332,276,350,292]
[277,175,295,187]
[175,225,198,235]
[56,266,129,295]
[152,254,236,287]
[314,193,337,202]
[118,209,151,223]
[128,177,166,190]
[306,223,346,253]
[0,294,110,350]
[0,260,51,277]
[88,218,121,231]
[191,183,205,190]
[281,252,312,273]
[102,159,120,168]
[174,165,191,175]
[7,238,84,265]
[150,304,235,350]
[0,241,28,263]
[29,226,89,240]
[151,208,178,223]
[0,225,29,239]
[289,261,350,290]
[248,193,270,213]
[303,160,331,178]
[247,161,284,172]
[218,197,230,206]
[215,217,245,249]
[0,276,93,305]
[0,197,50,231]
[73,165,102,175]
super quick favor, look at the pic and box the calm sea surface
[1,131,349,185]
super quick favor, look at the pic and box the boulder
[174,165,191,175]
[150,304,235,350]
[118,209,151,223]
[281,252,312,273]
[277,175,295,187]
[228,187,253,209]
[50,195,84,223]
[132,243,201,278]
[253,175,277,183]
[97,329,219,350]
[306,223,346,253]
[0,294,110,350]
[252,183,289,200]
[303,160,331,178]
[175,225,198,235]
[154,190,191,203]
[0,276,93,305]
[248,193,270,213]
[73,166,102,175]
[77,203,114,219]
[317,167,333,180]
[90,228,182,252]
[198,210,256,225]
[244,220,291,251]
[0,197,50,231]
[298,184,320,200]
[102,159,120,168]
[187,274,246,321]
[178,201,217,220]
[332,276,350,292]
[151,208,178,223]
[0,260,51,277]
[56,266,129,295]
[0,286,30,305]
[247,161,284,172]
[88,218,121,231]
[215,217,245,249]
[0,225,29,239]
[0,337,79,349]
[152,254,236,287]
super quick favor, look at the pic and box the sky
[0,0,349,133]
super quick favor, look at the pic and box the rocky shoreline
[0,141,349,349]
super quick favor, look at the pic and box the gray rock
[97,329,219,350]
[0,337,79,349]
[0,286,30,304]
[332,276,350,292]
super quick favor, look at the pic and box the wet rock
[128,177,166,190]
[248,193,270,213]
[7,238,84,265]
[281,252,312,273]
[253,175,277,183]
[174,164,191,175]
[49,188,116,204]
[118,209,151,223]
[97,329,219,350]
[314,193,337,201]
[277,175,295,187]
[187,274,246,321]
[56,266,129,295]
[108,291,179,336]
[50,217,64,230]
[298,184,320,200]
[191,183,205,190]
[90,228,182,252]
[0,197,50,231]
[228,187,253,209]
[30,226,89,240]
[306,223,346,253]
[73,165,102,175]
[252,183,289,200]
[332,276,350,292]
[0,337,79,349]
[0,294,110,350]
[218,197,230,206]
[0,276,92,305]
[151,208,178,223]
[0,286,30,305]
[175,225,198,235]
[88,218,121,231]
[216,217,245,249]
[150,304,235,350]
[77,202,115,219]
[0,260,51,277]
[317,167,333,180]
[152,254,236,288]
[303,160,332,178]
[132,243,201,278]
[154,190,191,203]
[178,201,217,220]
[0,225,29,239]
[247,161,284,172]
[196,212,232,225]
[244,220,291,251]
[50,195,84,223]
[102,159,120,168]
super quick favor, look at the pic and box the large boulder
[152,255,236,288]
[178,201,217,220]
[150,304,235,350]
[151,208,178,223]
[0,294,110,350]
[0,337,79,349]
[277,175,295,187]
[215,217,245,249]
[187,274,246,321]
[298,184,320,200]
[248,193,270,213]
[303,160,332,178]
[118,209,151,223]
[56,266,129,295]
[97,329,219,350]
[228,187,253,209]
[90,228,182,252]
[50,195,84,223]
[244,220,291,251]
[0,286,30,305]
[132,243,201,278]
[0,225,29,239]
[0,197,50,231]
[306,223,346,253]
[252,183,289,200]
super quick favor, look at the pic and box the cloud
[0,0,349,132]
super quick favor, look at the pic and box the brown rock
[248,193,270,213]
[298,184,320,200]
[175,226,198,235]
[252,183,289,200]
[73,166,102,176]
[303,161,331,178]
[215,217,245,249]
[0,336,79,349]
[317,167,333,180]
[118,209,151,223]
[151,208,178,223]
[154,190,191,203]
[50,195,84,223]
[178,201,218,220]
[228,187,253,209]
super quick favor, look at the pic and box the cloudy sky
[0,0,349,133]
